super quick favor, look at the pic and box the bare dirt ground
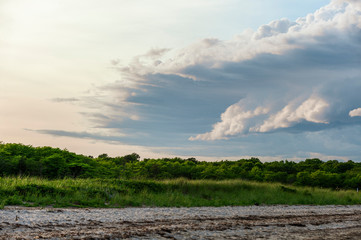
[1,205,361,239]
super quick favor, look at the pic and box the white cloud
[253,18,296,39]
[349,108,361,117]
[189,105,269,141]
[113,0,361,84]
[190,96,330,141]
[254,96,329,133]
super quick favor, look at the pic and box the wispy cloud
[51,98,80,103]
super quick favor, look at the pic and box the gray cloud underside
[31,125,361,161]
[108,37,361,140]
[28,129,124,142]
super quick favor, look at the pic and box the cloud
[41,0,361,160]
[253,18,297,40]
[51,98,80,103]
[253,96,329,133]
[349,108,361,117]
[188,0,361,140]
[97,0,361,141]
[189,106,269,141]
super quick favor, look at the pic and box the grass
[0,177,360,209]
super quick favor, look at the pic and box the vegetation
[1,142,361,208]
[0,177,360,208]
[1,142,361,190]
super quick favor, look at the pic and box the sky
[1,0,361,161]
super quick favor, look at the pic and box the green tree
[40,154,67,178]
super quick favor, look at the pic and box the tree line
[1,142,361,189]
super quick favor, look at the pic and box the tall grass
[0,177,360,209]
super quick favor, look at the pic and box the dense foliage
[1,142,361,189]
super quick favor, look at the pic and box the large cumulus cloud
[96,0,361,141]
[40,0,361,160]
[187,0,361,141]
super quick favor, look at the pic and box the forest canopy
[1,142,361,189]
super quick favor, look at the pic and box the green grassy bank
[0,177,360,208]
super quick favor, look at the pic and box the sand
[1,205,361,239]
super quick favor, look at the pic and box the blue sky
[2,0,361,161]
